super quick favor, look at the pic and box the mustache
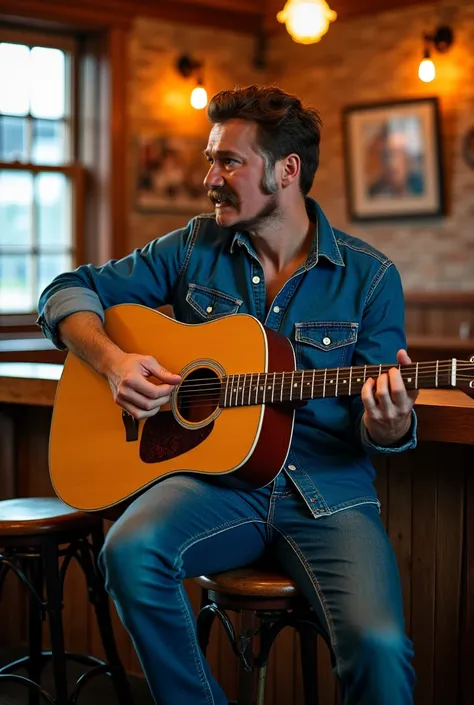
[208,188,239,207]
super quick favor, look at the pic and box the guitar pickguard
[139,411,214,463]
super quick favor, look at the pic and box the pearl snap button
[322,337,331,346]
[288,464,296,471]
[252,276,260,284]
[206,306,213,313]
[273,306,280,313]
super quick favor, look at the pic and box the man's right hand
[106,353,182,420]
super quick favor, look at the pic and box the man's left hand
[361,349,418,447]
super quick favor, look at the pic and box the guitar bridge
[122,410,139,442]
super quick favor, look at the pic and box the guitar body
[49,305,296,514]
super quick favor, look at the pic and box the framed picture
[134,135,210,213]
[343,97,444,221]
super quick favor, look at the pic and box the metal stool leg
[27,557,44,705]
[42,536,68,705]
[237,610,256,705]
[85,526,133,705]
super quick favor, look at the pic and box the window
[0,31,81,316]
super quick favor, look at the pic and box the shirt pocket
[294,321,359,370]
[186,283,243,321]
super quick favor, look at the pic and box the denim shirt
[37,198,417,518]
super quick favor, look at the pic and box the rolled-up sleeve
[37,220,195,349]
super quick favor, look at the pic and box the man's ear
[280,154,301,188]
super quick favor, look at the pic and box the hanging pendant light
[277,0,337,45]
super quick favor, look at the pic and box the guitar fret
[248,373,253,405]
[335,368,339,397]
[348,366,352,396]
[241,373,247,406]
[435,360,439,387]
[311,369,315,398]
[263,374,267,404]
[290,371,294,401]
[271,373,275,403]
[255,373,260,404]
[323,369,327,398]
[300,371,304,401]
[415,362,419,388]
[224,376,230,407]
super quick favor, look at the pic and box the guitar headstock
[457,355,474,399]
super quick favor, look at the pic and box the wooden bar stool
[0,497,133,705]
[196,562,333,705]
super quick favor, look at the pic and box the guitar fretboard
[220,360,460,408]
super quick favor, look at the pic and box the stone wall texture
[129,0,474,292]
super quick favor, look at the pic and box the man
[38,85,417,705]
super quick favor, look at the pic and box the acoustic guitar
[49,304,474,514]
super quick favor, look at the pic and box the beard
[229,193,280,232]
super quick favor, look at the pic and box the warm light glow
[277,0,337,45]
[418,57,436,83]
[190,85,207,110]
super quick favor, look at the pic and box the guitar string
[172,375,474,405]
[171,369,474,396]
[167,362,473,390]
[175,368,474,391]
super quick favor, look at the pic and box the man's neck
[249,202,314,272]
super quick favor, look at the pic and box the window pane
[0,253,34,312]
[38,253,72,296]
[36,172,72,249]
[0,115,28,162]
[31,119,67,165]
[30,47,65,119]
[0,171,33,248]
[0,43,30,116]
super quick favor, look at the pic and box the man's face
[203,119,279,230]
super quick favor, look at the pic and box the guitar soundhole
[177,367,221,423]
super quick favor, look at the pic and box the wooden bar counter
[1,362,473,705]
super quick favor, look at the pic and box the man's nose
[204,164,225,190]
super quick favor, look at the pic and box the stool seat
[196,566,299,598]
[0,497,100,536]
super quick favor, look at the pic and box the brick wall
[129,0,474,291]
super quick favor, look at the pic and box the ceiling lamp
[277,0,337,45]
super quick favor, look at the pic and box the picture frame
[343,97,444,222]
[134,135,210,213]
[462,126,474,170]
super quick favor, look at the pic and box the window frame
[0,26,83,327]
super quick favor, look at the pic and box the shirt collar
[229,197,344,268]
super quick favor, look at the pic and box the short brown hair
[208,85,322,196]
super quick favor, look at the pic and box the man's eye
[224,158,237,165]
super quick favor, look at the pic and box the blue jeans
[99,471,415,705]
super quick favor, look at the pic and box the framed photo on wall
[134,135,210,213]
[343,97,444,222]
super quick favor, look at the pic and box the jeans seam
[270,525,341,663]
[177,582,215,705]
[175,518,266,569]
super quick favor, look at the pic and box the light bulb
[277,0,337,45]
[418,57,435,83]
[190,85,207,110]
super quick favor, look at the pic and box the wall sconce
[277,0,337,45]
[176,54,208,110]
[418,25,454,83]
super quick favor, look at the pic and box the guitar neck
[221,359,465,407]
